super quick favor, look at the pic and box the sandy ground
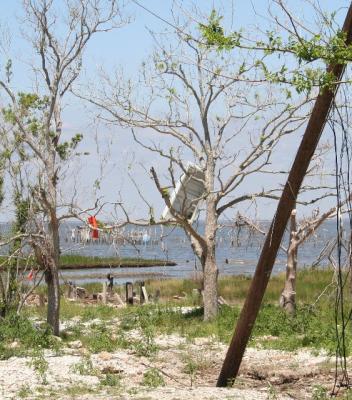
[0,329,343,400]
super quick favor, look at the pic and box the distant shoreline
[60,261,176,270]
[0,255,176,271]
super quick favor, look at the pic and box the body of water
[57,219,343,284]
[0,219,345,285]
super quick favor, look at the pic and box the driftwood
[25,293,46,306]
[113,292,125,306]
[139,281,149,304]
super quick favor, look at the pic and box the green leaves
[18,93,39,109]
[198,8,352,94]
[55,133,83,160]
[1,90,85,161]
[291,30,352,66]
[199,9,241,51]
[161,187,169,198]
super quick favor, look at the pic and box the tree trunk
[202,191,219,321]
[203,252,219,320]
[280,209,298,314]
[46,216,61,336]
[45,267,60,335]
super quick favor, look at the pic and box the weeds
[28,349,49,385]
[100,373,121,387]
[71,354,98,376]
[81,323,121,353]
[142,368,165,388]
[267,382,278,400]
[181,350,212,387]
[252,304,341,354]
[312,385,329,400]
[110,298,351,355]
[133,309,159,357]
[118,307,159,357]
[17,384,32,398]
[58,300,118,321]
[182,353,198,386]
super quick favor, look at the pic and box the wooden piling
[125,282,134,305]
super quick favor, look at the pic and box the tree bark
[203,249,219,321]
[280,209,298,314]
[45,267,60,335]
[202,191,219,321]
[46,210,61,336]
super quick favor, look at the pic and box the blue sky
[0,1,349,222]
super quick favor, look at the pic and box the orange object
[88,216,99,239]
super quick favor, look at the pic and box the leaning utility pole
[217,3,352,387]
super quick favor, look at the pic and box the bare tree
[280,200,352,313]
[82,10,319,320]
[237,196,349,315]
[0,0,125,334]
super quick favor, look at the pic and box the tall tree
[84,10,316,320]
[0,0,125,334]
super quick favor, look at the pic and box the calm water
[0,220,345,285]
[57,219,343,284]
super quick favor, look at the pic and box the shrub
[0,313,60,359]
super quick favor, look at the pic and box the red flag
[88,216,99,239]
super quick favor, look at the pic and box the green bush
[0,314,60,359]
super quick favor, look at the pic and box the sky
[0,0,349,222]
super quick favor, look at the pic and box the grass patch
[110,294,351,354]
[81,322,124,353]
[60,254,174,268]
[145,267,335,304]
[15,267,346,357]
[0,254,174,271]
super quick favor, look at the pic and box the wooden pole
[217,4,352,387]
[125,282,134,305]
